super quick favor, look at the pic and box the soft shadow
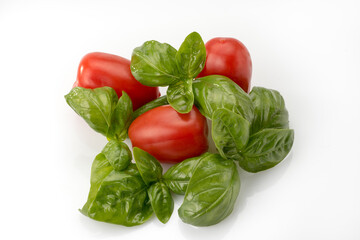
[78,214,155,238]
[234,151,294,216]
[178,211,237,240]
[240,151,294,197]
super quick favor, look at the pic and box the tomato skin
[74,52,160,110]
[128,105,208,163]
[198,38,252,93]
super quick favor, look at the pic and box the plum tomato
[198,37,252,93]
[128,105,208,163]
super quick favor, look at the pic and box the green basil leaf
[212,108,250,160]
[148,181,174,224]
[167,78,194,113]
[131,40,180,87]
[132,95,168,120]
[101,140,131,171]
[133,147,163,185]
[250,87,289,134]
[80,153,113,216]
[65,87,118,136]
[163,152,211,194]
[193,75,254,123]
[178,154,240,226]
[176,32,206,78]
[238,128,294,172]
[81,159,153,226]
[106,91,133,141]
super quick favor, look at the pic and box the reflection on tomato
[198,37,252,93]
[74,52,160,110]
[128,105,208,163]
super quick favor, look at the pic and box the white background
[1,0,359,239]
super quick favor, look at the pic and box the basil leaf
[250,87,289,134]
[167,78,194,113]
[212,108,250,160]
[132,95,168,120]
[133,147,163,185]
[81,158,153,226]
[193,75,254,123]
[176,32,206,78]
[148,181,174,224]
[178,154,240,226]
[65,87,118,136]
[131,40,180,87]
[238,128,294,172]
[106,91,133,141]
[163,152,211,194]
[80,153,113,216]
[101,140,131,171]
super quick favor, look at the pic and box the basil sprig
[190,75,294,173]
[133,148,174,224]
[235,87,293,172]
[80,141,153,226]
[131,32,206,113]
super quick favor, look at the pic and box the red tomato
[198,37,252,93]
[74,52,160,110]
[128,105,208,163]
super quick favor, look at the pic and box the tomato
[128,105,208,163]
[198,37,252,93]
[74,52,160,110]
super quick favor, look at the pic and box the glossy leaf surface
[131,40,179,87]
[238,128,294,172]
[176,32,206,78]
[106,91,133,141]
[133,147,163,185]
[81,153,113,215]
[212,108,250,160]
[81,159,153,226]
[178,154,240,226]
[65,87,118,135]
[101,140,131,171]
[163,153,211,194]
[193,75,254,122]
[167,78,194,113]
[148,181,174,224]
[250,87,289,133]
